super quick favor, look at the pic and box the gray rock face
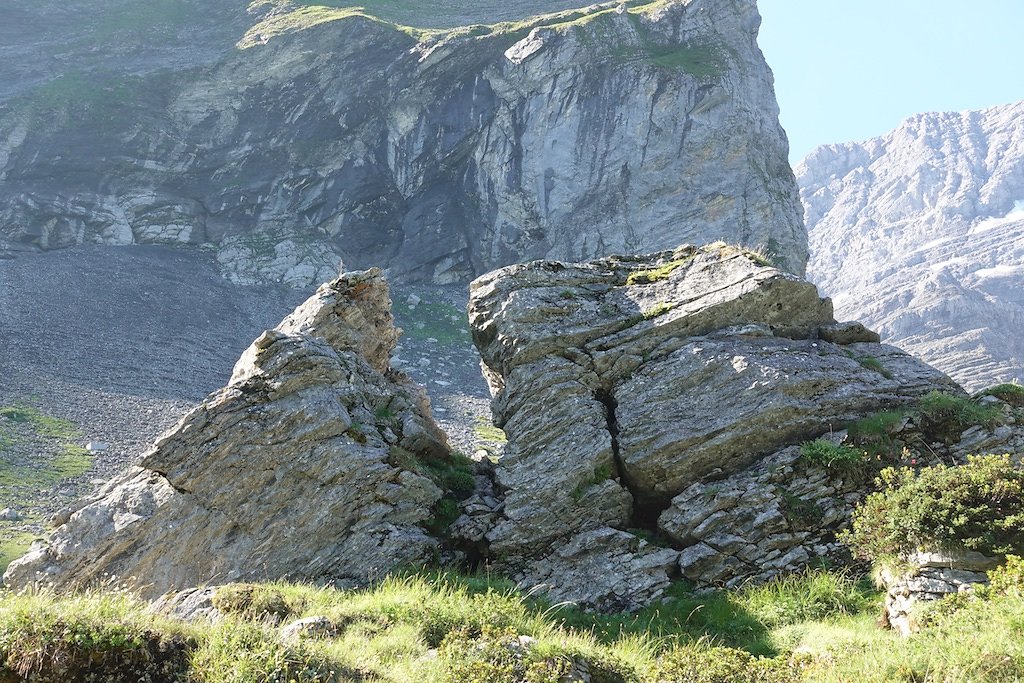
[879,550,1000,637]
[3,268,452,598]
[0,0,806,284]
[468,244,959,606]
[799,100,1024,391]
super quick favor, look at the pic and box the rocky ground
[0,245,492,553]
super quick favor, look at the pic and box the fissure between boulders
[594,387,674,534]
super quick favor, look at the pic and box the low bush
[840,454,1024,563]
[653,644,804,683]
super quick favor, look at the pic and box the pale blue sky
[757,1,1024,163]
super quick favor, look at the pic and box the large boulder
[468,243,962,608]
[4,268,452,598]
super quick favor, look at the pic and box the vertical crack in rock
[594,386,672,534]
[469,244,966,607]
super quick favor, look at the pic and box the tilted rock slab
[468,244,961,608]
[4,269,451,598]
[0,0,805,285]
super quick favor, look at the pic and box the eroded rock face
[468,244,961,607]
[799,100,1024,391]
[0,0,806,284]
[879,551,1000,637]
[3,269,451,598]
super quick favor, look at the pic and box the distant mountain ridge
[798,100,1024,391]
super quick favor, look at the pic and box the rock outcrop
[799,100,1024,391]
[467,243,961,609]
[879,550,1001,637]
[0,0,806,284]
[3,268,453,598]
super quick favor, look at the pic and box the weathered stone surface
[469,243,960,606]
[879,551,999,636]
[1,0,806,285]
[506,527,680,612]
[800,100,1024,390]
[660,445,857,588]
[3,268,452,598]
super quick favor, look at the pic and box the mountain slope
[798,100,1024,390]
[0,0,807,285]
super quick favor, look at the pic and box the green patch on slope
[0,404,92,571]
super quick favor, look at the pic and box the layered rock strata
[879,551,1001,637]
[0,0,806,284]
[467,243,961,608]
[800,100,1024,390]
[3,268,452,598]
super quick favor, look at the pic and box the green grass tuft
[626,259,691,285]
[978,382,1024,407]
[799,439,869,472]
[3,566,1024,682]
[854,355,893,379]
[916,390,1004,437]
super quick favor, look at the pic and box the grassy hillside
[1,568,1022,682]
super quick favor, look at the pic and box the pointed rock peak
[3,268,450,598]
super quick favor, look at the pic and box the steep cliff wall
[799,101,1024,390]
[0,0,806,285]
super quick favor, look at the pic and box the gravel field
[0,245,492,550]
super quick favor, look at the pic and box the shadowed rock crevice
[594,386,673,534]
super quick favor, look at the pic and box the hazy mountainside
[799,100,1024,391]
[0,0,806,285]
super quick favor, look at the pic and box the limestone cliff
[799,100,1024,391]
[0,0,806,285]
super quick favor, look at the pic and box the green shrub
[653,644,804,683]
[425,498,461,536]
[212,584,300,622]
[799,439,869,471]
[988,554,1024,596]
[840,454,1024,563]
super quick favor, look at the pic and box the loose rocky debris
[3,268,454,598]
[465,243,962,609]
